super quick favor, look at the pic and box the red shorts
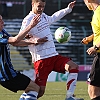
[34,55,71,86]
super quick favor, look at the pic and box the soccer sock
[91,96,100,100]
[66,69,79,98]
[25,91,38,100]
[19,92,27,100]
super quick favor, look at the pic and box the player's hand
[29,14,40,28]
[36,37,48,45]
[68,0,76,9]
[81,34,93,44]
[86,46,97,55]
[81,37,89,45]
[29,37,48,45]
[25,34,33,39]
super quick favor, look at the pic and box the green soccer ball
[54,27,71,43]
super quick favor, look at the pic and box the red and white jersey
[19,7,72,63]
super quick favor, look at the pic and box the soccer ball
[54,27,71,43]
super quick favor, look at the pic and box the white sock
[66,72,78,98]
[25,91,38,100]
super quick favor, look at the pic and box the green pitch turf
[0,81,89,100]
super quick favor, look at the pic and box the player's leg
[2,72,39,100]
[65,60,78,98]
[34,76,47,98]
[34,58,52,98]
[37,86,46,98]
[20,80,40,100]
[18,74,39,100]
[88,85,100,100]
[88,53,100,100]
[53,55,83,100]
[0,73,39,100]
[65,60,84,100]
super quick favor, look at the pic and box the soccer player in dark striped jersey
[0,15,48,100]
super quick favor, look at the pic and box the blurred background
[0,0,93,82]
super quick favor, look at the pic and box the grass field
[0,81,90,100]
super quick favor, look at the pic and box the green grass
[0,81,89,100]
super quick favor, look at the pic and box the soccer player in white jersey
[19,0,84,100]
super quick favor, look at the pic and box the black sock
[91,96,100,100]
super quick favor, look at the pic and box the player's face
[84,0,93,10]
[32,0,46,14]
[0,15,4,31]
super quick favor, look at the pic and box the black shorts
[0,73,30,92]
[89,53,100,87]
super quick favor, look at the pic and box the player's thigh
[53,55,71,73]
[65,60,79,71]
[34,59,52,86]
[89,85,100,92]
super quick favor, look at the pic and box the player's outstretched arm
[12,37,48,46]
[8,14,40,44]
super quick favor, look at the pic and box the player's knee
[65,61,79,71]
[71,62,79,69]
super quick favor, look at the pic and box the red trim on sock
[69,69,79,73]
[67,79,75,90]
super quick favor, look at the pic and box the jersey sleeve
[0,38,8,45]
[19,18,30,32]
[0,29,11,45]
[45,6,72,25]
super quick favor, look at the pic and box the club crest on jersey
[0,34,3,38]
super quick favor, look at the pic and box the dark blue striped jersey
[0,29,18,81]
